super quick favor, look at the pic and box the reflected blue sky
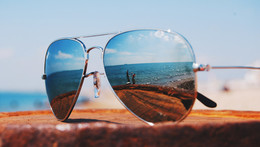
[105,30,194,66]
[46,39,85,75]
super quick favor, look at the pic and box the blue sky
[0,0,259,92]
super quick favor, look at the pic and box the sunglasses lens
[45,39,85,120]
[104,30,196,123]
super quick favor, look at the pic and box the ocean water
[0,92,49,112]
[105,62,194,87]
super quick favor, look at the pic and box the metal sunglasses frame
[42,29,260,124]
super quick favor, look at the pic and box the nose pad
[93,71,101,98]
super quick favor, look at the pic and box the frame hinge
[42,74,46,80]
[193,63,211,72]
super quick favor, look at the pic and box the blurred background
[0,0,259,112]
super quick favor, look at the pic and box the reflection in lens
[45,39,85,120]
[104,30,196,123]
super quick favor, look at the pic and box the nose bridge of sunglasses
[86,46,104,60]
[85,46,105,75]
[83,46,105,98]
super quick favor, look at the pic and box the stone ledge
[0,109,260,147]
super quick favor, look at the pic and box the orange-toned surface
[113,84,194,122]
[0,109,260,146]
[1,109,260,125]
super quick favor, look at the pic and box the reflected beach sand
[113,84,195,122]
[50,90,76,119]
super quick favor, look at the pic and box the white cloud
[105,48,117,54]
[105,49,132,55]
[120,51,132,55]
[153,30,170,41]
[163,35,170,41]
[0,49,14,60]
[154,30,165,38]
[182,44,188,48]
[173,35,185,44]
[153,30,187,43]
[137,34,145,40]
[75,57,85,61]
[55,50,73,59]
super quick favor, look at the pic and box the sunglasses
[42,29,260,125]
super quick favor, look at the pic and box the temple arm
[193,63,260,72]
[197,92,217,108]
[194,63,260,108]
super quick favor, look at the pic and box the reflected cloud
[153,30,188,47]
[153,30,170,41]
[154,30,165,38]
[75,57,85,61]
[105,48,117,54]
[55,51,73,59]
[106,48,132,56]
[120,51,132,55]
[173,35,185,44]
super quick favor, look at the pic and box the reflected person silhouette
[126,70,131,84]
[132,73,136,84]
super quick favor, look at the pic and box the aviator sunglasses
[42,29,260,125]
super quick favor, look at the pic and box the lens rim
[44,38,87,121]
[103,29,198,124]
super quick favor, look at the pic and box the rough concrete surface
[0,109,260,147]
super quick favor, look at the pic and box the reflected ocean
[105,62,194,87]
[46,69,83,102]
